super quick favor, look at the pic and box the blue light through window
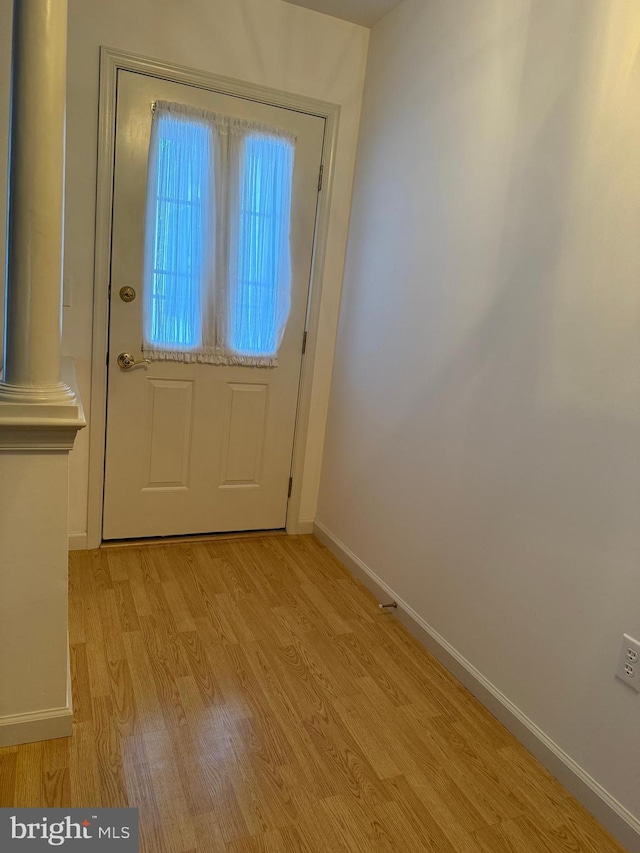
[229,134,294,357]
[146,114,210,350]
[144,108,294,362]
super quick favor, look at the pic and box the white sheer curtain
[142,100,296,367]
[226,133,294,358]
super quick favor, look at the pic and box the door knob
[117,352,150,370]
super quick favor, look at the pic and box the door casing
[87,47,340,548]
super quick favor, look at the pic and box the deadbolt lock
[119,286,136,303]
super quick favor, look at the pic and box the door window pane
[229,134,294,357]
[145,113,211,350]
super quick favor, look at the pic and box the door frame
[87,47,340,548]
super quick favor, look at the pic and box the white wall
[318,0,640,832]
[0,0,369,537]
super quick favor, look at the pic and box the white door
[103,71,324,540]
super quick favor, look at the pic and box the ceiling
[282,0,404,28]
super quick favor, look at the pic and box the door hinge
[302,330,308,355]
[288,477,293,498]
[318,163,324,192]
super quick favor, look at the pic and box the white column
[0,0,73,403]
[0,0,84,748]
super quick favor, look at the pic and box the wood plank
[41,736,71,807]
[69,722,101,807]
[92,695,129,807]
[113,579,141,632]
[143,728,198,852]
[13,741,43,807]
[0,751,17,807]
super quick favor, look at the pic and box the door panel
[102,71,324,539]
[144,379,194,489]
[220,383,268,486]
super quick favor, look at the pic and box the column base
[0,359,85,450]
[0,379,76,405]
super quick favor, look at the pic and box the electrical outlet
[616,634,640,692]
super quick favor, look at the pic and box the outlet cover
[616,634,640,692]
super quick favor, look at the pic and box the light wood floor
[0,535,628,852]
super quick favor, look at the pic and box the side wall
[0,0,10,345]
[318,0,640,841]
[0,0,369,538]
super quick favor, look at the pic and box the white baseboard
[0,707,73,746]
[0,706,73,747]
[314,520,640,853]
[0,652,73,747]
[0,684,73,750]
[68,532,88,550]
